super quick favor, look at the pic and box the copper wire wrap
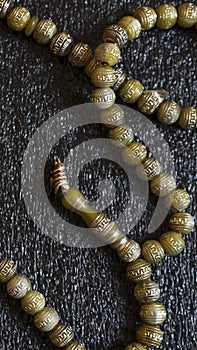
[51,161,70,194]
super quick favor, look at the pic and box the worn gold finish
[118,16,141,40]
[91,87,116,109]
[33,19,57,44]
[178,107,197,129]
[49,323,74,347]
[34,307,60,332]
[109,125,134,147]
[142,240,165,264]
[160,231,185,255]
[169,212,194,234]
[69,43,92,67]
[7,7,30,31]
[136,158,161,181]
[103,24,128,47]
[0,0,13,19]
[156,4,177,29]
[0,258,17,283]
[137,90,168,114]
[84,57,100,78]
[150,173,176,197]
[50,31,73,56]
[95,43,121,66]
[7,274,31,299]
[118,239,141,263]
[177,2,197,28]
[21,290,45,315]
[157,100,181,125]
[139,302,167,325]
[134,280,160,304]
[126,259,152,283]
[164,188,190,212]
[91,65,116,88]
[100,104,125,128]
[136,324,163,347]
[25,16,39,36]
[133,6,157,30]
[122,142,147,165]
[119,79,144,104]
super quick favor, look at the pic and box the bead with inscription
[139,302,167,325]
[164,188,190,212]
[178,107,197,130]
[65,340,86,350]
[7,274,31,299]
[0,0,13,19]
[100,104,125,128]
[118,239,141,263]
[157,100,181,125]
[136,324,163,347]
[34,307,60,332]
[21,290,45,315]
[113,68,126,91]
[122,142,147,165]
[84,57,100,78]
[160,231,185,255]
[150,173,176,197]
[118,16,141,40]
[69,43,92,67]
[91,87,116,109]
[50,32,73,56]
[169,212,194,234]
[0,258,17,283]
[125,343,146,350]
[126,259,152,283]
[7,7,30,31]
[142,240,165,264]
[103,24,128,47]
[133,6,157,30]
[33,19,57,44]
[90,214,125,245]
[95,43,121,66]
[119,79,144,104]
[134,280,160,304]
[136,158,161,181]
[177,2,197,28]
[156,4,178,29]
[25,16,39,36]
[109,125,134,147]
[49,323,74,347]
[91,65,116,88]
[137,90,169,115]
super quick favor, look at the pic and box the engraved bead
[50,32,73,56]
[7,7,30,31]
[65,340,86,350]
[136,324,163,347]
[139,302,167,325]
[7,274,31,299]
[49,323,74,347]
[103,24,128,47]
[177,2,197,28]
[125,343,146,350]
[178,107,197,129]
[136,158,161,181]
[137,90,169,115]
[100,104,125,128]
[118,16,141,40]
[134,280,160,304]
[156,4,178,29]
[25,16,39,36]
[160,231,185,255]
[0,0,13,19]
[34,307,60,332]
[122,142,147,165]
[91,65,116,88]
[119,79,144,104]
[68,43,92,67]
[109,125,134,147]
[95,43,121,66]
[150,173,176,197]
[21,290,45,315]
[169,212,195,234]
[157,100,181,125]
[164,188,190,212]
[84,57,100,78]
[142,240,165,264]
[91,87,116,109]
[133,6,157,30]
[0,258,17,283]
[126,259,152,283]
[118,239,141,263]
[113,68,127,91]
[33,19,57,44]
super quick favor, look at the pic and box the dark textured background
[0,0,196,349]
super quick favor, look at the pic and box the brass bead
[156,4,178,29]
[126,259,152,283]
[7,274,31,299]
[21,290,45,315]
[134,280,160,304]
[164,188,190,212]
[68,43,92,67]
[119,79,144,104]
[139,302,167,325]
[160,231,185,255]
[7,7,30,31]
[0,258,17,283]
[91,87,116,109]
[142,240,165,264]
[95,43,121,66]
[125,343,146,350]
[136,324,163,347]
[133,6,157,30]
[84,57,100,78]
[118,239,141,263]
[34,307,60,332]
[177,2,197,28]
[91,65,116,88]
[33,19,57,44]
[65,340,86,350]
[25,16,39,36]
[49,323,74,347]
[103,24,128,47]
[50,32,73,56]
[109,125,134,147]
[178,107,197,130]
[122,142,147,165]
[150,173,176,197]
[113,68,127,91]
[157,100,181,125]
[169,212,195,234]
[137,90,169,115]
[0,0,13,19]
[118,16,141,40]
[136,158,161,181]
[100,104,125,128]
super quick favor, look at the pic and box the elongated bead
[164,188,190,212]
[136,324,163,347]
[126,259,152,283]
[33,19,57,44]
[156,4,177,29]
[150,173,176,197]
[133,6,157,30]
[178,107,197,129]
[169,212,194,234]
[136,158,161,181]
[118,16,141,40]
[177,2,197,28]
[109,125,134,147]
[157,100,181,125]
[122,142,147,165]
[0,258,17,283]
[103,24,128,47]
[7,7,30,31]
[0,0,13,19]
[134,280,160,304]
[160,231,185,255]
[91,87,116,109]
[119,79,144,104]
[91,65,116,88]
[95,43,121,66]
[142,240,165,264]
[139,302,167,325]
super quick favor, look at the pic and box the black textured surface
[0,0,196,349]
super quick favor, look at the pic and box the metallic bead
[109,125,134,147]
[122,142,147,165]
[7,274,31,299]
[49,323,74,347]
[157,100,181,125]
[84,57,100,78]
[137,89,169,115]
[139,302,167,325]
[126,259,152,283]
[160,231,185,255]
[118,16,141,40]
[142,240,165,264]
[125,343,146,350]
[134,280,160,304]
[113,68,127,91]
[0,258,17,283]
[95,43,121,66]
[91,87,116,109]
[7,7,30,31]
[33,19,57,44]
[169,212,195,234]
[68,43,92,67]
[118,239,141,263]
[136,158,161,181]
[25,16,39,36]
[136,324,163,347]
[103,24,128,47]
[100,104,125,128]
[133,6,157,30]
[65,340,86,350]
[156,4,178,29]
[0,0,13,19]
[50,32,73,56]
[34,307,60,332]
[178,107,197,130]
[21,290,45,315]
[119,79,144,104]
[91,65,116,88]
[164,188,190,212]
[150,173,176,197]
[89,214,125,245]
[177,2,197,28]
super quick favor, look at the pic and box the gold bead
[164,188,190,212]
[91,87,116,109]
[95,43,121,66]
[119,79,144,104]
[65,340,86,350]
[109,125,134,147]
[49,323,74,347]
[25,16,39,36]
[157,100,181,125]
[0,258,17,283]
[150,173,176,197]
[84,57,100,78]
[68,43,92,67]
[126,259,152,283]
[169,212,195,234]
[113,68,127,91]
[7,7,30,31]
[125,343,146,350]
[137,90,169,115]
[136,158,161,181]
[0,0,13,19]
[7,274,31,299]
[118,239,141,263]
[178,107,197,129]
[134,280,160,304]
[103,24,128,47]
[118,16,141,40]
[136,324,163,347]
[156,4,178,29]
[34,307,60,332]
[91,65,116,88]
[50,32,73,56]
[122,142,147,165]
[139,302,167,325]
[177,2,197,28]
[160,231,185,255]
[100,104,125,128]
[21,290,45,315]
[142,240,165,264]
[133,6,157,30]
[33,19,57,44]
